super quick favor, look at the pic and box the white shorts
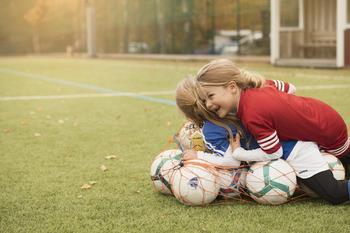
[286,141,329,179]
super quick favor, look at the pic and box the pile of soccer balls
[150,121,346,206]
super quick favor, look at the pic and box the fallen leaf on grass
[77,195,83,198]
[89,181,97,185]
[34,133,41,137]
[168,136,174,143]
[135,190,141,194]
[105,155,117,160]
[100,165,108,172]
[81,184,92,189]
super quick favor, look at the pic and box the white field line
[1,84,350,101]
[256,70,350,81]
[298,84,350,90]
[0,90,174,101]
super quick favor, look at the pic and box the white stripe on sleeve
[327,138,349,153]
[261,137,280,150]
[276,80,281,91]
[328,138,350,156]
[257,131,279,151]
[257,131,277,144]
[281,81,284,92]
[259,135,278,148]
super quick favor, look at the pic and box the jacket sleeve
[265,79,297,94]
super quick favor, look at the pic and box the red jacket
[237,86,349,157]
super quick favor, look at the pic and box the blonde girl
[176,59,349,161]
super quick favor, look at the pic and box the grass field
[0,56,350,233]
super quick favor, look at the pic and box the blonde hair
[196,59,265,89]
[176,59,265,144]
[175,75,240,140]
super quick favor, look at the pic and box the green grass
[0,57,349,233]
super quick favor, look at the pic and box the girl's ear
[227,81,238,94]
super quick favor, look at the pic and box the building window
[280,0,300,27]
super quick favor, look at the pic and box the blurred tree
[0,0,270,55]
[24,0,48,53]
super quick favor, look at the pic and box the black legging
[298,170,349,205]
[340,153,350,177]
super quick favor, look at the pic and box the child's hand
[182,149,198,160]
[231,134,241,151]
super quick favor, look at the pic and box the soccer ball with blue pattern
[217,168,247,198]
[171,160,220,206]
[246,159,297,205]
[150,149,182,195]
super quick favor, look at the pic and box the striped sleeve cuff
[257,131,281,153]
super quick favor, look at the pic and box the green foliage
[1,57,350,232]
[0,0,270,54]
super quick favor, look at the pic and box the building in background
[270,0,350,68]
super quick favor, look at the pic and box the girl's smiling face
[202,81,240,118]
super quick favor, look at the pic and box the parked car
[214,30,264,55]
[128,42,149,53]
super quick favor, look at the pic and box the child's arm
[194,150,241,167]
[180,121,242,167]
[200,120,284,163]
[192,138,283,163]
[182,149,241,167]
[230,134,283,161]
[265,80,296,94]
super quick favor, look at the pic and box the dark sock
[339,154,350,179]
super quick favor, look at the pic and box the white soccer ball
[150,149,182,195]
[299,153,345,197]
[171,160,220,206]
[174,121,206,151]
[217,168,247,198]
[246,159,297,205]
[322,152,345,180]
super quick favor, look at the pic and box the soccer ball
[246,159,297,205]
[174,121,206,151]
[299,152,345,197]
[217,168,248,198]
[322,152,345,180]
[171,159,220,206]
[150,149,182,195]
